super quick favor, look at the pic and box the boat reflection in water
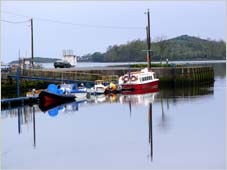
[2,100,88,148]
[119,88,159,161]
[2,83,214,156]
[39,99,87,117]
[119,88,158,106]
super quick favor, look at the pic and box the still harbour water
[1,63,226,169]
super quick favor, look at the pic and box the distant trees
[82,35,226,62]
[103,39,147,62]
[91,52,104,62]
[155,36,168,63]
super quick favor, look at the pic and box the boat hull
[121,79,159,91]
[122,86,159,95]
[39,91,76,108]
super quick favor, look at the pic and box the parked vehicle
[54,60,71,68]
[1,65,11,72]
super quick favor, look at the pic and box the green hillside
[82,35,226,62]
[9,57,59,64]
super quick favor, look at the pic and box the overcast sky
[1,1,226,63]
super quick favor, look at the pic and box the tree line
[80,35,226,62]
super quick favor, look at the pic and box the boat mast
[30,18,34,69]
[146,9,151,69]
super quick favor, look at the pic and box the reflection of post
[161,96,164,121]
[16,67,21,97]
[32,106,36,148]
[129,100,132,118]
[18,108,21,134]
[76,102,79,111]
[148,102,153,161]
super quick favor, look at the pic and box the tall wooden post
[146,9,151,69]
[30,18,34,69]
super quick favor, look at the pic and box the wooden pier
[1,96,38,110]
[2,65,214,89]
[5,68,119,83]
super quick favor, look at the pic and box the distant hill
[9,57,60,64]
[81,35,226,62]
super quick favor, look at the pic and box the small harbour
[1,62,226,169]
[1,1,226,168]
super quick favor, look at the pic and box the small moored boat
[88,80,106,95]
[38,84,76,108]
[119,68,159,91]
[59,83,87,98]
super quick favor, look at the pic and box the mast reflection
[148,102,153,161]
[33,106,36,148]
[119,89,158,162]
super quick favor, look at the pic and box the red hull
[122,80,159,90]
[122,87,159,95]
[39,91,75,108]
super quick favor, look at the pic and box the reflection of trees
[157,96,169,132]
[159,84,214,99]
[212,63,226,79]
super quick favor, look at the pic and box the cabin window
[153,73,156,79]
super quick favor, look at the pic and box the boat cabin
[140,72,157,83]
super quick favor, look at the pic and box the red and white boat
[119,68,159,91]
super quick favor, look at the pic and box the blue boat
[58,83,88,98]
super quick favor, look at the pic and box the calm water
[1,63,226,169]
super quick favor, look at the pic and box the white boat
[119,68,159,91]
[87,80,106,95]
[59,83,88,99]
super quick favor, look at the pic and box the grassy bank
[1,80,51,98]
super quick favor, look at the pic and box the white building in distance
[63,49,77,66]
